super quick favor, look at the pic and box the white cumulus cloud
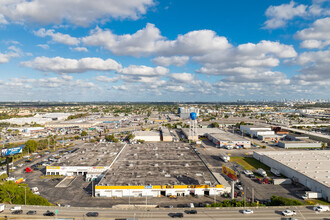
[21,57,122,73]
[82,23,231,57]
[34,28,80,45]
[0,0,154,26]
[296,17,330,49]
[152,56,189,67]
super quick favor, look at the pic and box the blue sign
[1,146,24,157]
[145,185,152,189]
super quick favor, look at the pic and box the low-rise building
[240,125,275,138]
[46,143,124,181]
[207,131,251,148]
[95,143,225,198]
[133,130,161,142]
[254,151,330,202]
[160,127,173,142]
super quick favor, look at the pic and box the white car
[282,210,296,216]
[243,170,253,176]
[242,209,253,214]
[236,185,243,190]
[313,205,329,212]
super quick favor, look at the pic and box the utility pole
[243,186,246,207]
[92,180,94,197]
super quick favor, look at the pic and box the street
[0,205,329,220]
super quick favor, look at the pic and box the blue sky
[0,0,329,101]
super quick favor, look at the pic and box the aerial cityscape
[0,0,329,219]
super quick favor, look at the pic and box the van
[10,206,21,211]
[190,203,194,208]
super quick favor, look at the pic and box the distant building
[240,125,275,138]
[133,130,161,142]
[160,127,173,142]
[277,134,322,149]
[207,131,251,148]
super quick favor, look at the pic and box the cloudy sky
[0,0,329,102]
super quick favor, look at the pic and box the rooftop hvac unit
[185,163,189,167]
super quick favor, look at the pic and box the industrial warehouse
[207,130,251,148]
[254,151,330,202]
[46,142,225,198]
[95,143,224,198]
[46,143,124,181]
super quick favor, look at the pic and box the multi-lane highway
[1,205,329,220]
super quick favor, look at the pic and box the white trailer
[302,191,323,200]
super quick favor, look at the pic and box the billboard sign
[222,165,238,181]
[1,146,24,157]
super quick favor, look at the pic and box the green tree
[81,131,88,136]
[105,134,119,142]
[269,195,303,206]
[0,181,52,205]
[210,122,219,128]
[126,133,135,140]
[23,140,38,154]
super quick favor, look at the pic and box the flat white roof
[133,130,160,136]
[256,151,330,187]
[208,131,250,142]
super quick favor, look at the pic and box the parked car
[185,210,197,214]
[12,210,23,214]
[282,210,296,216]
[236,184,243,190]
[243,170,253,176]
[26,210,37,215]
[86,212,99,217]
[242,209,254,214]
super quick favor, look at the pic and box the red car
[25,167,33,173]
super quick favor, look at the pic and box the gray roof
[98,143,219,186]
[256,151,330,187]
[52,143,124,167]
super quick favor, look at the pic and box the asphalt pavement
[0,205,329,220]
